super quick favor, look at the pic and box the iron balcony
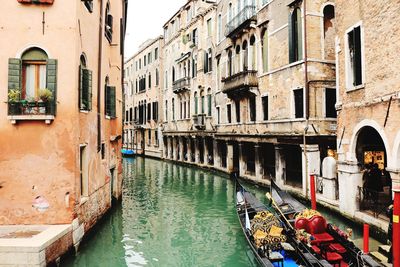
[225,5,257,38]
[173,77,191,94]
[221,70,258,97]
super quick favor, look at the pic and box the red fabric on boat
[329,243,346,254]
[308,215,328,234]
[294,217,310,232]
[325,251,343,263]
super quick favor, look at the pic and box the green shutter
[108,86,116,118]
[79,66,83,109]
[296,9,303,60]
[46,59,57,115]
[81,69,92,111]
[8,58,22,91]
[288,12,294,63]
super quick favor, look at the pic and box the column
[195,138,200,164]
[187,137,192,162]
[238,142,246,177]
[172,137,177,160]
[255,144,263,181]
[275,145,286,187]
[213,140,219,168]
[179,137,184,162]
[301,144,321,197]
[204,138,209,165]
[337,161,363,216]
[226,141,234,173]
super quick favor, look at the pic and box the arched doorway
[356,126,392,218]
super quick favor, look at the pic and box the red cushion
[295,217,309,232]
[325,252,342,262]
[311,232,334,244]
[308,215,327,234]
[329,243,346,254]
[311,245,321,254]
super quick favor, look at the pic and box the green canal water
[63,157,372,267]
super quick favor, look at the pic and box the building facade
[335,0,400,230]
[124,37,164,158]
[0,0,127,265]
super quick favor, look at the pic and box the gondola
[235,178,332,267]
[270,180,382,267]
[121,148,135,157]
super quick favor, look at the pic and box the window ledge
[8,115,55,125]
[346,84,365,92]
[80,110,89,114]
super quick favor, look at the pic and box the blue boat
[121,148,135,157]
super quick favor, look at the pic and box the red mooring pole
[393,191,400,267]
[363,224,369,254]
[310,174,317,210]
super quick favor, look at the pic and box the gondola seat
[329,243,346,254]
[308,215,334,245]
[324,251,342,267]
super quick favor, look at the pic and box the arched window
[261,29,268,72]
[235,45,241,73]
[249,35,256,70]
[228,3,233,22]
[105,2,113,42]
[208,48,212,72]
[200,90,205,114]
[289,8,303,63]
[228,50,233,76]
[148,73,151,88]
[79,53,93,111]
[172,66,176,82]
[20,47,48,101]
[242,40,248,70]
[323,5,335,60]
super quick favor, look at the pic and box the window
[105,83,116,118]
[79,54,92,111]
[218,14,222,42]
[207,18,212,37]
[172,98,175,120]
[194,92,198,114]
[148,52,151,64]
[289,8,303,63]
[235,100,240,123]
[249,96,256,122]
[80,145,88,197]
[325,88,337,118]
[347,24,363,87]
[201,92,205,114]
[147,103,151,121]
[148,73,151,88]
[323,5,335,60]
[192,55,197,78]
[165,71,168,88]
[228,3,233,22]
[261,29,268,72]
[101,143,106,160]
[204,49,212,73]
[294,88,304,118]
[144,55,147,67]
[228,50,233,76]
[156,69,159,86]
[262,95,268,120]
[139,59,141,69]
[207,89,212,116]
[227,104,232,123]
[148,130,151,146]
[7,47,57,117]
[216,106,220,124]
[155,48,159,60]
[152,102,158,121]
[192,28,198,45]
[82,0,93,12]
[165,100,168,122]
[105,2,113,43]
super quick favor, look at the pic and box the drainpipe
[97,0,104,152]
[303,0,309,198]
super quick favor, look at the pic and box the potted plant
[39,88,54,114]
[7,89,21,115]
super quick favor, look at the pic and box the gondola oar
[266,192,295,232]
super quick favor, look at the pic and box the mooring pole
[310,174,316,210]
[363,224,369,254]
[393,191,399,267]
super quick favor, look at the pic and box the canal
[63,157,378,267]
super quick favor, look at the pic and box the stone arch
[16,45,51,58]
[349,119,391,167]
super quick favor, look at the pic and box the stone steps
[370,246,392,267]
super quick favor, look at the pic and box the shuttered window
[105,86,116,118]
[79,67,93,111]
[289,8,303,63]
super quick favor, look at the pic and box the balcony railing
[193,114,206,130]
[222,70,258,96]
[8,101,56,116]
[173,77,191,94]
[225,5,257,38]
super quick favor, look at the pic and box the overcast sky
[124,0,186,59]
